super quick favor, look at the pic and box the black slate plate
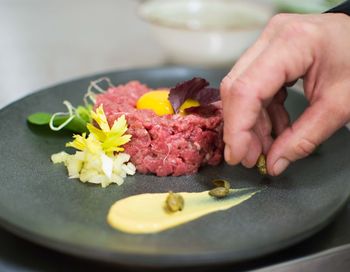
[0,67,349,268]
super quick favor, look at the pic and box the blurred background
[0,0,343,109]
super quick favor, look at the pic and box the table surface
[1,1,350,271]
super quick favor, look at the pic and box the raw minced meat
[95,81,224,176]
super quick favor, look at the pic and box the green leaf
[27,112,89,134]
[64,117,89,133]
[27,112,52,125]
[76,105,91,123]
[52,115,89,133]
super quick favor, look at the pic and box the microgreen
[27,112,52,125]
[27,77,114,134]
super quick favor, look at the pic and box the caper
[256,154,266,168]
[212,179,230,190]
[165,191,184,213]
[256,154,267,175]
[209,187,230,198]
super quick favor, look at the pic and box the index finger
[221,24,316,165]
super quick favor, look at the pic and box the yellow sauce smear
[107,187,261,234]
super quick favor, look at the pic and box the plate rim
[0,202,346,268]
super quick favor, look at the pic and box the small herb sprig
[27,102,91,133]
[27,77,114,134]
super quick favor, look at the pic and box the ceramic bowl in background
[138,0,275,67]
[272,0,341,13]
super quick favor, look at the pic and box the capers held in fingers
[165,191,184,212]
[256,154,267,175]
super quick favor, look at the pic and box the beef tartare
[95,80,224,176]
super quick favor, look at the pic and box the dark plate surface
[0,67,349,268]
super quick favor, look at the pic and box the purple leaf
[169,77,220,113]
[184,104,220,117]
[193,87,221,105]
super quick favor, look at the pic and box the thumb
[267,99,350,176]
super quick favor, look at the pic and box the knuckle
[230,77,251,97]
[267,13,291,28]
[278,22,302,41]
[221,75,251,100]
[326,101,350,122]
[220,75,233,96]
[293,138,317,158]
[278,20,321,44]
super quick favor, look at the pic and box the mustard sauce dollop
[107,187,261,234]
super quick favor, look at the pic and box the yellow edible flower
[52,90,136,188]
[66,133,102,154]
[66,105,131,156]
[86,105,131,155]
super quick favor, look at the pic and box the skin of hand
[220,13,350,176]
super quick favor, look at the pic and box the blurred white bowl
[138,0,275,67]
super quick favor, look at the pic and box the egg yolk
[178,99,200,115]
[136,90,200,116]
[136,90,174,116]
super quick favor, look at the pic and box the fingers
[220,15,284,166]
[221,26,314,166]
[253,108,273,154]
[238,109,274,168]
[221,86,262,165]
[244,90,287,168]
[241,132,262,168]
[223,35,271,83]
[267,99,350,175]
[267,88,290,136]
[224,108,272,168]
[223,13,297,83]
[222,13,350,175]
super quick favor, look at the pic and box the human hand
[220,13,350,176]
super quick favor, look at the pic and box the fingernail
[224,145,233,163]
[273,158,289,175]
